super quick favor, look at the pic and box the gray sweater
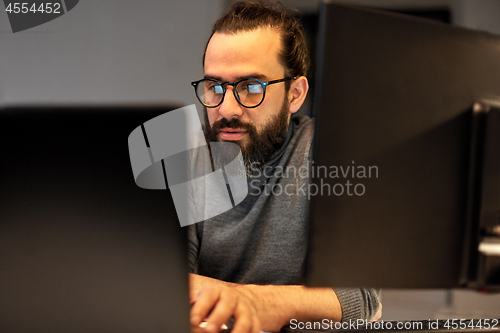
[187,116,380,321]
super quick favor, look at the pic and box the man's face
[203,28,291,172]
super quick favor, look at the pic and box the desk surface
[191,325,275,333]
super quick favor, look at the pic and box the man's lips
[219,128,248,141]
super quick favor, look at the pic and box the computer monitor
[306,2,500,290]
[0,106,192,332]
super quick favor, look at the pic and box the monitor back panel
[0,106,191,332]
[307,3,500,288]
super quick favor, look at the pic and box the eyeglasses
[191,77,293,108]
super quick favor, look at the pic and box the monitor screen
[306,2,500,289]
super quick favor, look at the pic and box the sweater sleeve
[334,288,381,321]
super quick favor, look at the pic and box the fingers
[190,289,199,305]
[204,289,238,332]
[252,314,261,333]
[190,285,261,333]
[230,299,259,333]
[231,301,261,333]
[191,286,219,327]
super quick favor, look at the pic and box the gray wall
[0,0,225,106]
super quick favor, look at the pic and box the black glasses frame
[191,77,294,108]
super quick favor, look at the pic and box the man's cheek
[207,110,219,126]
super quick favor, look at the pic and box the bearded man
[187,2,381,332]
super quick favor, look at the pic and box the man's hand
[189,274,346,332]
[189,273,237,300]
[190,284,261,333]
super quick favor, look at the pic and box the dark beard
[204,99,289,176]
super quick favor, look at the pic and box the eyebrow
[203,73,270,82]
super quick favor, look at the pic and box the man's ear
[287,76,309,114]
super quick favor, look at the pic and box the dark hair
[204,1,310,87]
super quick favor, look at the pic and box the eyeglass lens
[196,79,264,107]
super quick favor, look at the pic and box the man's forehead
[204,28,284,80]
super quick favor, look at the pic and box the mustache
[210,117,256,134]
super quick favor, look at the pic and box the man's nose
[217,86,244,120]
